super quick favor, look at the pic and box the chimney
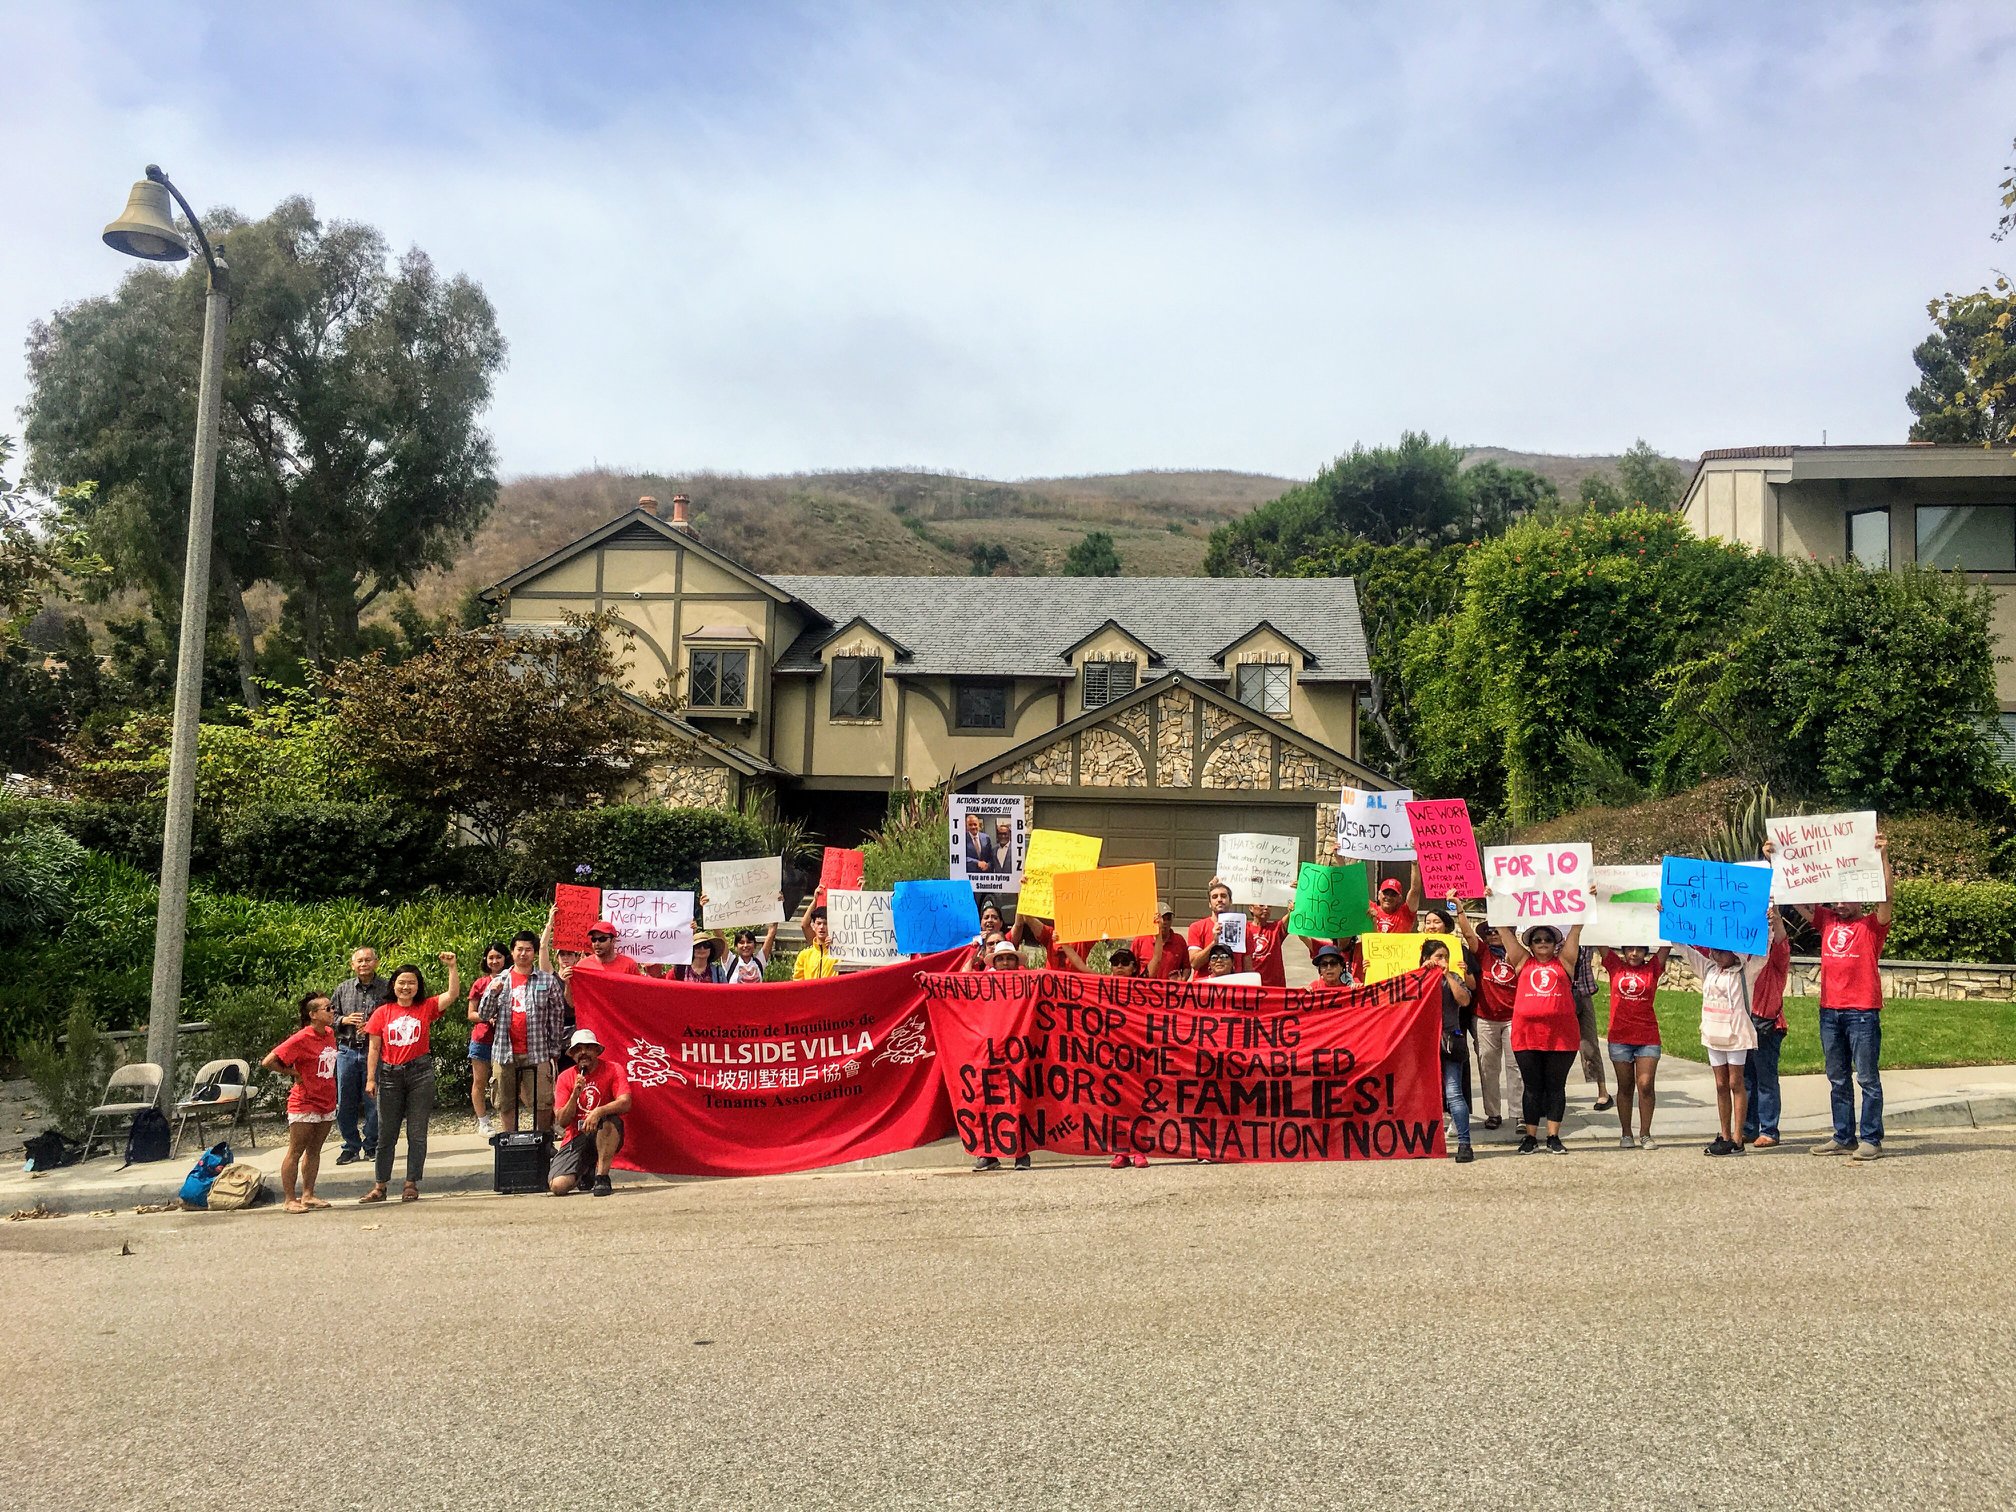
[637,495,659,516]
[670,493,694,532]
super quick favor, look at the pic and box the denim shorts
[466,1037,492,1064]
[1607,1041,1661,1062]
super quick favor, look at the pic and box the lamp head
[103,172,189,261]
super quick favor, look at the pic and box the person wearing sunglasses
[563,921,644,978]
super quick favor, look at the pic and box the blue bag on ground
[178,1141,233,1208]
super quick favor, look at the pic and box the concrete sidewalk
[8,1062,2015,1216]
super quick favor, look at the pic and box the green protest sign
[1286,862,1370,938]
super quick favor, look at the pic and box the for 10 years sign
[919,970,1446,1163]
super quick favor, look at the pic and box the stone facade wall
[1657,953,2016,1003]
[1277,741,1342,792]
[1156,690,1195,786]
[1315,802,1340,864]
[1079,728,1148,787]
[1201,730,1271,790]
[647,761,736,809]
[997,741,1072,787]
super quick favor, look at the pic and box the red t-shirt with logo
[1752,937,1793,1030]
[1243,916,1290,987]
[1600,950,1666,1045]
[1475,950,1517,1022]
[1368,899,1416,934]
[554,1059,632,1143]
[1021,918,1078,972]
[1510,956,1580,1053]
[1129,933,1189,979]
[573,952,643,976]
[365,995,444,1066]
[506,969,531,1055]
[271,1025,339,1115]
[1816,908,1888,1011]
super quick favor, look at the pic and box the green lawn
[1612,990,2016,1075]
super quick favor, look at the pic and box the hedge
[1887,880,2016,965]
[213,800,458,899]
[506,804,769,893]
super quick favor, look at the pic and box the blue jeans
[336,1045,379,1156]
[1441,1058,1472,1147]
[1743,1019,1785,1141]
[1819,1008,1883,1147]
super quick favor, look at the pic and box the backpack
[121,1106,172,1167]
[206,1163,265,1211]
[177,1142,233,1208]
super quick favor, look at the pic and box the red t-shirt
[1185,915,1250,970]
[1243,916,1290,987]
[1475,950,1517,1022]
[1368,899,1416,934]
[1021,919,1081,972]
[1600,950,1666,1046]
[573,952,643,976]
[1129,933,1189,979]
[271,1025,338,1115]
[1816,908,1888,1011]
[506,969,531,1055]
[1752,938,1792,1030]
[554,1059,632,1143]
[1510,956,1580,1053]
[366,995,444,1066]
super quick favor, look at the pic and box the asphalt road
[6,1134,2014,1511]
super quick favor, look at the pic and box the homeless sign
[568,949,964,1176]
[919,969,1447,1163]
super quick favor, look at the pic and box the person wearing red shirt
[1600,945,1669,1149]
[1455,902,1521,1131]
[1130,902,1190,980]
[1185,879,1241,972]
[567,921,644,978]
[1770,831,1894,1159]
[464,942,509,1139]
[361,952,459,1205]
[1743,929,1795,1147]
[549,1029,635,1198]
[1243,905,1290,988]
[262,992,341,1213]
[1496,920,1584,1154]
[1367,864,1423,933]
[1013,915,1081,972]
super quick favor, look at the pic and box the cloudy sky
[3,1,2011,481]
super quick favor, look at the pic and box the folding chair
[81,1063,164,1160]
[172,1058,257,1154]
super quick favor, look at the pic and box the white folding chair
[172,1058,257,1154]
[81,1063,164,1160]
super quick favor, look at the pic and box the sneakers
[1109,1153,1131,1170]
[591,1174,612,1197]
[1618,1134,1635,1150]
[1012,1155,1032,1171]
[476,1116,493,1139]
[1516,1134,1539,1155]
[1130,1153,1148,1169]
[971,1156,1001,1172]
[1705,1136,1734,1156]
[1851,1142,1884,1162]
[1811,1140,1856,1157]
[1453,1145,1474,1164]
[335,1149,360,1165]
[1543,1135,1566,1155]
[1483,1116,1503,1131]
[1637,1134,1658,1151]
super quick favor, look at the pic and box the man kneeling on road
[550,1029,633,1198]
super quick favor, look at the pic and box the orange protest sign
[1051,863,1161,945]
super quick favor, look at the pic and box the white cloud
[3,0,2013,483]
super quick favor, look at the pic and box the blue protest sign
[1658,856,1770,954]
[891,879,983,956]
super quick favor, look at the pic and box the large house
[485,496,1391,910]
[1681,443,2016,730]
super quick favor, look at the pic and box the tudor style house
[1681,443,2016,731]
[486,496,1391,913]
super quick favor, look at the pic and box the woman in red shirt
[465,942,509,1139]
[1600,945,1669,1149]
[361,952,459,1205]
[262,992,341,1213]
[1454,901,1520,1131]
[1496,921,1585,1154]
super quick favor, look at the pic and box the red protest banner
[552,883,602,953]
[815,846,866,907]
[919,969,1446,1163]
[1404,798,1486,898]
[567,947,966,1176]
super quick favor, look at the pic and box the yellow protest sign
[1052,863,1160,945]
[1357,931,1453,984]
[1017,828,1103,918]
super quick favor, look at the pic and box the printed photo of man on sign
[950,794,1027,893]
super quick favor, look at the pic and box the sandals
[284,1199,309,1214]
[358,1186,388,1205]
[401,1183,420,1203]
[303,1197,331,1210]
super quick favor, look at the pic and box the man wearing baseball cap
[1368,865,1423,933]
[567,921,644,978]
[1130,900,1189,980]
[549,1028,634,1198]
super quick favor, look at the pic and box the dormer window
[830,655,883,720]
[1235,661,1290,715]
[1081,659,1137,711]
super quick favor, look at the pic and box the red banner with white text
[568,948,963,1176]
[919,968,1447,1162]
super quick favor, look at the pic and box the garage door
[1034,798,1321,924]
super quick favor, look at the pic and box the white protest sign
[1216,832,1301,908]
[1482,843,1593,927]
[1767,810,1884,904]
[1337,785,1416,861]
[949,793,1027,894]
[1580,866,1663,948]
[599,889,695,965]
[700,856,786,929]
[1211,972,1264,987]
[1215,912,1248,952]
[827,889,902,966]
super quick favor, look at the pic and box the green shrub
[1882,812,2011,883]
[1887,880,2016,964]
[861,786,950,890]
[214,800,454,899]
[0,822,87,941]
[0,796,217,875]
[19,999,116,1137]
[508,804,768,893]
[1512,779,1749,865]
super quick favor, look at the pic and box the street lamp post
[103,165,229,1105]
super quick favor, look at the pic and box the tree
[1577,440,1686,514]
[1907,285,2014,444]
[23,196,507,694]
[0,436,99,652]
[1061,530,1122,577]
[968,542,1009,576]
[319,611,686,847]
[1663,562,2001,813]
[1206,434,1555,576]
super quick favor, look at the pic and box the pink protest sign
[1405,798,1485,898]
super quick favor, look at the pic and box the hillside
[410,450,1678,611]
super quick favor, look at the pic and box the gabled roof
[950,670,1394,790]
[1209,618,1319,666]
[482,507,815,610]
[618,692,788,778]
[804,614,914,663]
[1058,619,1164,665]
[769,576,1369,682]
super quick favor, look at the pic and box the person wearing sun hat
[1492,918,1585,1155]
[549,1028,633,1198]
[989,938,1025,970]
